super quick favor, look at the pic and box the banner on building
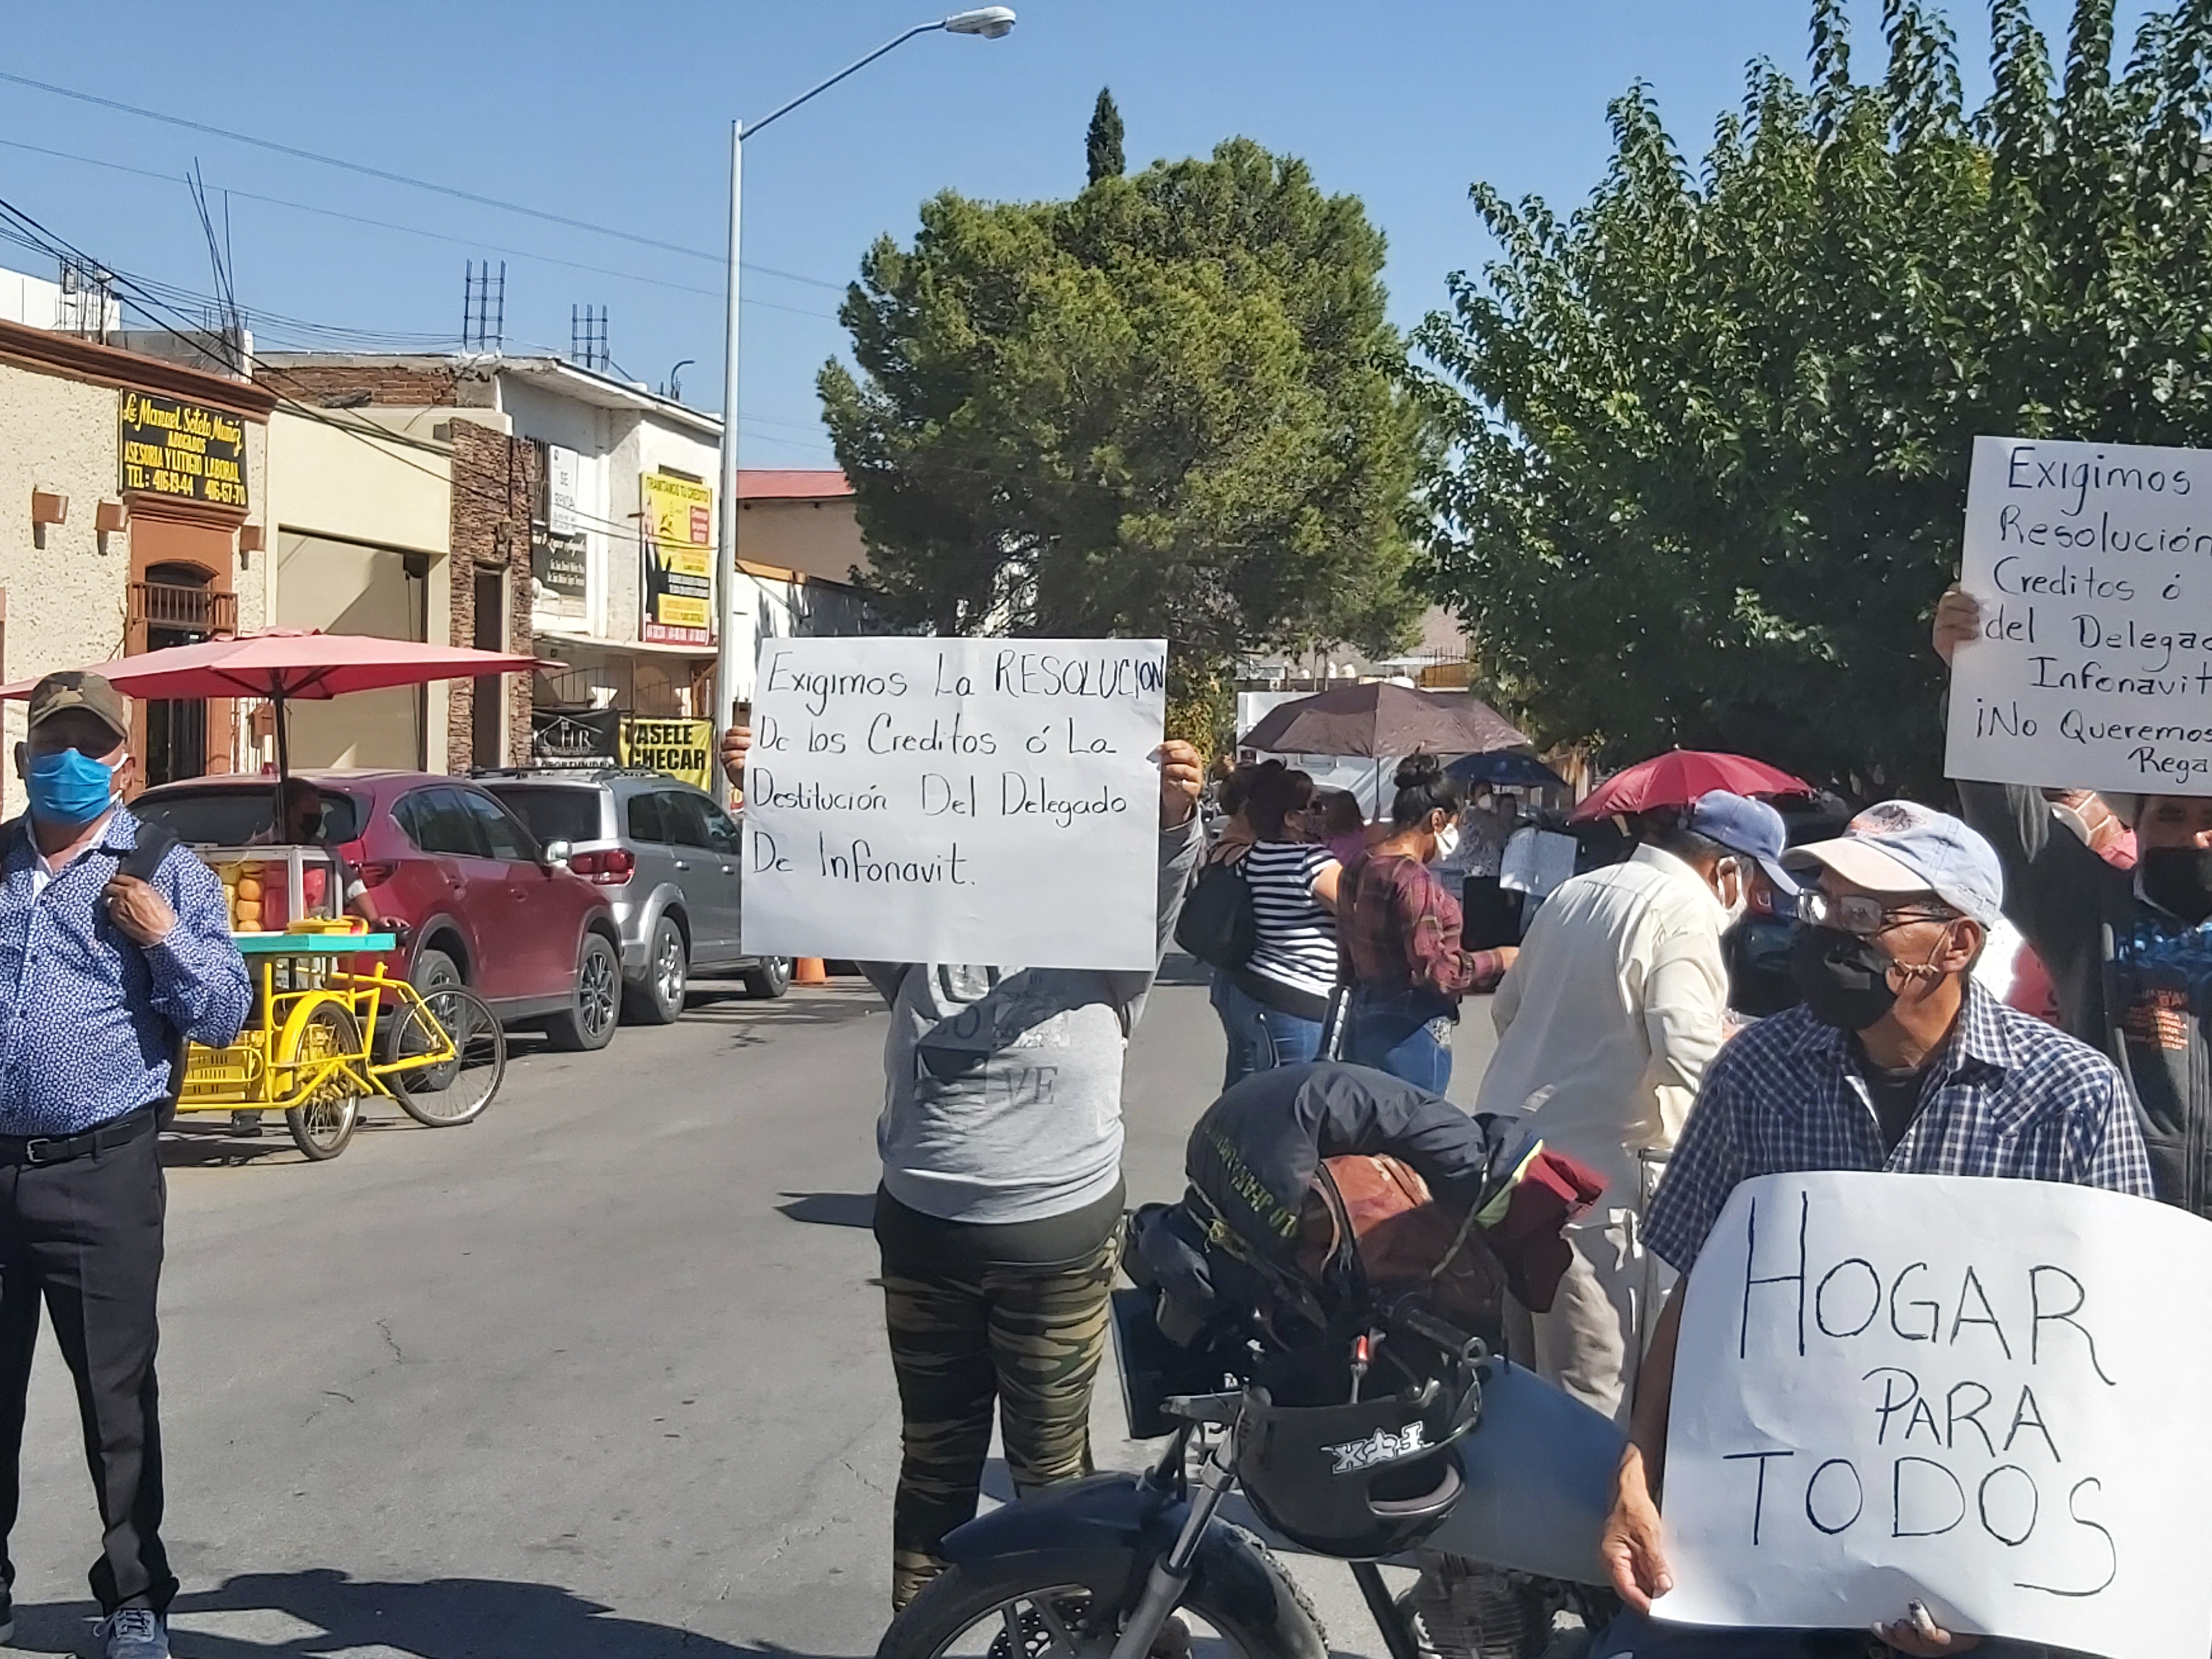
[531,706,619,765]
[534,444,587,612]
[1657,1170,2212,1659]
[619,716,714,790]
[119,390,249,509]
[641,472,713,647]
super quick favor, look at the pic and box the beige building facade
[0,318,273,819]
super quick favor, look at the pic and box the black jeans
[0,1120,171,1613]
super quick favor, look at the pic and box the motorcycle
[874,1282,1627,1659]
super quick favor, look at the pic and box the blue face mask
[24,748,121,828]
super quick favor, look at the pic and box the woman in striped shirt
[1206,762,1342,1086]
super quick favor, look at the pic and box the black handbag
[1175,856,1256,968]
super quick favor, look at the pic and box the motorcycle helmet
[1233,1332,1482,1559]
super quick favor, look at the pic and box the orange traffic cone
[794,957,827,985]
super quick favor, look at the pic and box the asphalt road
[3,964,1501,1659]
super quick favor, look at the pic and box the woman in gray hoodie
[723,726,1202,1607]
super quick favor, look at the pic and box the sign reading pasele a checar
[740,637,1168,972]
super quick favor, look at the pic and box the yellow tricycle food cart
[173,847,505,1160]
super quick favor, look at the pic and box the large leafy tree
[820,137,1424,730]
[1418,0,2212,798]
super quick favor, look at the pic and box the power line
[0,71,848,292]
[0,131,845,315]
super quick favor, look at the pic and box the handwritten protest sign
[741,636,1167,971]
[1658,1171,2212,1659]
[1945,435,2212,794]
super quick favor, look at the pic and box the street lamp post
[711,7,1016,766]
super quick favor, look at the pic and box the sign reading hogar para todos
[1657,1171,2212,1659]
[119,390,249,509]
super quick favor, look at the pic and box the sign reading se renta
[1945,435,2212,793]
[1657,1171,2212,1659]
[741,636,1167,970]
[119,390,249,509]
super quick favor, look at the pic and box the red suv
[133,771,623,1051]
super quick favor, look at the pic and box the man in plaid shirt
[1596,804,2153,1659]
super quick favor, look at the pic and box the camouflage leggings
[876,1218,1118,1610]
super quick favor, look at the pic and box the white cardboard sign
[1945,435,2212,794]
[741,636,1167,972]
[1658,1171,2212,1659]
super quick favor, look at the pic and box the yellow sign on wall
[641,472,713,646]
[619,717,714,791]
[120,390,249,508]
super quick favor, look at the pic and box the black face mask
[1788,924,1900,1032]
[2139,847,2212,925]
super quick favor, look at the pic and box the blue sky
[0,2,2155,469]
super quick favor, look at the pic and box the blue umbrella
[1446,751,1566,789]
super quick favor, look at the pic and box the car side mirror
[540,839,572,870]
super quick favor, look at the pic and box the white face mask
[1431,824,1462,865]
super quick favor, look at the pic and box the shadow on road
[777,1192,876,1228]
[679,990,881,1047]
[157,1116,426,1170]
[10,1570,862,1659]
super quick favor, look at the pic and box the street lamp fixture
[713,10,1017,761]
[944,7,1017,36]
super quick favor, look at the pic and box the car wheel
[546,932,621,1051]
[410,946,462,991]
[741,955,793,1000]
[622,916,688,1025]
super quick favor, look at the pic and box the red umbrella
[1,628,546,781]
[1569,750,1814,822]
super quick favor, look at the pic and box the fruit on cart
[235,876,262,901]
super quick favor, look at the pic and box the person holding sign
[1938,585,2212,1220]
[721,723,1203,1611]
[1595,805,2153,1658]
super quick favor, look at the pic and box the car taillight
[569,849,635,885]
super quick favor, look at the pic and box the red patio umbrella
[1568,749,1814,822]
[1,628,546,784]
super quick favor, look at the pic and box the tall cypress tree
[1085,87,1125,184]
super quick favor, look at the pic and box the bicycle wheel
[387,985,506,1127]
[283,1001,363,1161]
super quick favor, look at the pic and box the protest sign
[1657,1171,2212,1659]
[741,636,1168,970]
[1945,435,2212,794]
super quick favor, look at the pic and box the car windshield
[486,785,602,847]
[134,785,365,845]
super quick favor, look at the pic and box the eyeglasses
[1796,890,1956,938]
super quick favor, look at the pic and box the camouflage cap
[26,671,130,741]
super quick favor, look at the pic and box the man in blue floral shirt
[0,672,245,1659]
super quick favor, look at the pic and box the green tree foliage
[820,138,1424,707]
[1087,87,1126,184]
[1417,0,2212,797]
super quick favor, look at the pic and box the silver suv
[477,768,792,1023]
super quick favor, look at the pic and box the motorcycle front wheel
[878,1542,1321,1659]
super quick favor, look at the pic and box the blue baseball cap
[1686,791,1800,898]
[1782,800,2005,930]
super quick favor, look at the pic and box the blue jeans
[1209,972,1324,1090]
[1592,1612,2052,1658]
[1344,987,1455,1092]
